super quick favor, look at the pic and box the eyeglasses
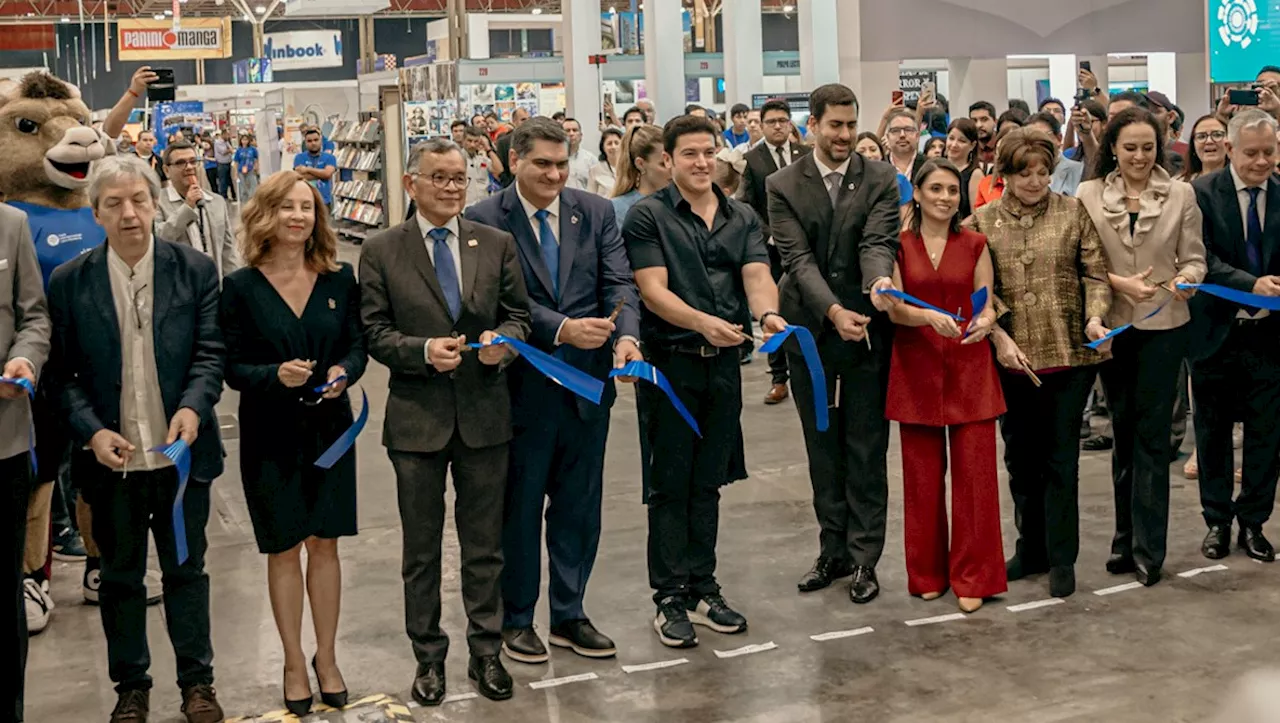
[417,173,468,189]
[1193,130,1227,143]
[167,159,200,168]
[762,119,791,127]
[886,127,917,136]
[127,277,148,331]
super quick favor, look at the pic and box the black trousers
[81,466,213,692]
[787,351,891,567]
[1100,327,1188,569]
[1001,366,1095,568]
[765,245,789,386]
[1192,321,1280,528]
[642,349,741,604]
[389,435,506,665]
[7,453,31,721]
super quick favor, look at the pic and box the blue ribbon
[610,360,700,436]
[1084,296,1175,350]
[875,288,965,321]
[0,376,37,476]
[1178,283,1280,311]
[313,374,348,394]
[149,439,191,566]
[468,336,604,405]
[964,287,989,337]
[759,325,829,432]
[315,388,369,470]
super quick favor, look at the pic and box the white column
[798,0,839,89]
[835,0,864,96]
[1147,52,1178,102]
[643,0,685,123]
[562,0,603,150]
[948,57,1008,120]
[1176,52,1209,142]
[1047,54,1077,107]
[722,0,764,108]
[858,61,901,127]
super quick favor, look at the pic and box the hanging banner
[264,30,344,71]
[118,18,232,61]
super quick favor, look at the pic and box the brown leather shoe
[764,383,789,405]
[180,684,224,723]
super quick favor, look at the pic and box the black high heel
[312,655,349,709]
[283,668,313,717]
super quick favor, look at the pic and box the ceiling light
[154,13,165,19]
[254,5,265,12]
[163,9,173,15]
[782,3,795,11]
[60,16,70,22]
[531,7,542,13]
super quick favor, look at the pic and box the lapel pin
[847,183,856,190]
[571,215,580,225]
[467,238,478,247]
[327,298,336,310]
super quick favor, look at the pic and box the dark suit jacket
[767,152,901,366]
[360,216,531,454]
[48,240,225,481]
[465,186,640,421]
[742,142,812,231]
[1189,168,1280,361]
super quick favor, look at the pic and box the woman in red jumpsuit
[885,159,1007,613]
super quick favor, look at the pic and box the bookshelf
[330,114,385,242]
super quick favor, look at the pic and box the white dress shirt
[107,245,172,472]
[1231,165,1269,319]
[166,184,208,256]
[767,140,793,169]
[417,214,466,363]
[567,148,596,191]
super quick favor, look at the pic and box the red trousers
[900,420,1007,599]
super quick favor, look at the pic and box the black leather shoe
[411,662,446,707]
[1048,566,1075,598]
[1239,526,1276,562]
[110,689,149,723]
[1005,554,1048,581]
[848,566,879,604]
[1082,435,1113,451]
[1105,553,1136,575]
[501,626,549,664]
[1202,524,1231,560]
[1135,563,1162,587]
[549,619,617,659]
[312,655,348,709]
[797,556,854,592]
[468,655,513,701]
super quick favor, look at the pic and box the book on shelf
[336,146,381,171]
[334,180,384,204]
[332,199,385,226]
[331,118,382,143]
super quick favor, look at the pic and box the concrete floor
[24,247,1280,723]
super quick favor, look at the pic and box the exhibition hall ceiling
[0,0,794,19]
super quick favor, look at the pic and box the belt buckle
[699,346,717,358]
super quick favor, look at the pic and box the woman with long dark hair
[587,126,624,197]
[1179,115,1229,182]
[944,118,985,219]
[854,132,887,163]
[923,137,946,159]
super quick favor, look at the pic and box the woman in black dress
[220,170,366,716]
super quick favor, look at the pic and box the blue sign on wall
[1210,0,1273,83]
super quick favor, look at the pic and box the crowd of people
[8,60,1280,723]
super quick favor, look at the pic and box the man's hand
[1253,275,1280,297]
[89,429,135,470]
[869,277,898,312]
[697,315,748,348]
[0,358,34,400]
[830,307,870,342]
[612,338,644,383]
[760,313,788,342]
[322,366,348,399]
[277,359,314,388]
[184,181,205,209]
[477,331,506,366]
[881,98,905,121]
[427,336,465,372]
[166,407,200,446]
[128,66,158,98]
[1078,68,1098,92]
[560,317,615,350]
[1216,93,1239,123]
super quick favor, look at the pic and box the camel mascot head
[0,72,116,210]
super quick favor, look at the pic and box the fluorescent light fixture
[531,7,542,13]
[783,3,794,10]
[254,5,266,13]
[154,13,165,18]
[60,16,70,22]
[164,9,173,15]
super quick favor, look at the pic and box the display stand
[330,112,386,243]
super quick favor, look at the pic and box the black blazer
[1189,168,1280,361]
[742,142,811,230]
[359,216,532,454]
[48,240,225,482]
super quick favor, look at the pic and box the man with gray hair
[1190,108,1280,564]
[48,154,227,723]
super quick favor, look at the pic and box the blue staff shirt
[293,150,338,205]
[8,201,106,289]
[234,146,259,175]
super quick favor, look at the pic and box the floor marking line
[528,672,600,690]
[1178,563,1230,578]
[904,612,967,626]
[440,692,479,704]
[1093,581,1144,596]
[714,641,778,658]
[1007,598,1066,613]
[810,626,874,641]
[622,658,690,673]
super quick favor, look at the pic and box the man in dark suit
[360,138,531,706]
[1189,108,1280,563]
[766,83,902,604]
[465,119,641,664]
[47,155,225,723]
[742,98,812,406]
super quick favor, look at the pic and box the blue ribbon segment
[876,288,965,321]
[1084,296,1175,350]
[0,376,37,476]
[759,325,829,432]
[149,439,191,566]
[315,388,369,470]
[610,360,701,437]
[313,374,348,394]
[1178,283,1280,311]
[468,335,605,405]
[964,287,989,337]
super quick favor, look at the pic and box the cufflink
[467,238,478,247]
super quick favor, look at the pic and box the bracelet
[759,311,782,326]
[126,88,139,98]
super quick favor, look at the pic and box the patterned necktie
[776,146,788,169]
[428,227,462,319]
[534,208,560,299]
[826,171,842,207]
[1247,187,1264,275]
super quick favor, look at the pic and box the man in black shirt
[623,115,788,649]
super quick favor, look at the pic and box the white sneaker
[83,568,164,605]
[24,579,52,634]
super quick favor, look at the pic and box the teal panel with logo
[1210,0,1276,83]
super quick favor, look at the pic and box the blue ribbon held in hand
[0,376,37,476]
[315,389,369,470]
[759,325,829,432]
[875,288,965,321]
[313,374,347,394]
[964,288,989,337]
[610,360,700,436]
[1085,295,1176,350]
[1178,283,1280,311]
[468,336,604,405]
[149,439,191,565]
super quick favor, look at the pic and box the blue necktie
[1247,187,1264,275]
[428,227,462,319]
[534,208,560,299]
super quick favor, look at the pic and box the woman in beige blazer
[1077,107,1207,587]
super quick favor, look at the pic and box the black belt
[671,344,725,357]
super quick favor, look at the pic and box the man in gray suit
[154,140,238,282]
[1,202,51,723]
[360,138,531,707]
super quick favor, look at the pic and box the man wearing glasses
[47,154,226,723]
[155,140,239,284]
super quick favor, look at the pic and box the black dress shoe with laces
[1105,553,1136,575]
[1005,554,1048,581]
[1135,563,1162,587]
[468,655,513,701]
[549,619,617,658]
[411,662,446,707]
[797,556,855,592]
[848,566,879,604]
[1202,524,1231,560]
[1239,526,1276,562]
[1082,434,1113,451]
[501,626,549,664]
[110,689,150,723]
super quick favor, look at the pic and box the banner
[264,30,343,71]
[118,18,232,60]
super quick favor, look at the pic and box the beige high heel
[920,591,944,601]
[958,597,983,613]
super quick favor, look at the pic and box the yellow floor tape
[226,693,415,722]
